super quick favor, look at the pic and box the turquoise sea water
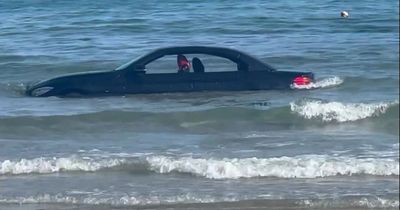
[0,1,399,209]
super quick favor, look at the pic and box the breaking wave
[0,156,126,175]
[291,76,343,89]
[1,154,398,178]
[290,99,398,122]
[146,155,399,179]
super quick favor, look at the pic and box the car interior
[145,54,237,74]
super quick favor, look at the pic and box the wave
[0,99,398,138]
[291,76,344,90]
[1,99,397,123]
[290,99,398,122]
[0,156,127,175]
[146,155,399,179]
[2,154,398,178]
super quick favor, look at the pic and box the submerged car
[26,46,314,97]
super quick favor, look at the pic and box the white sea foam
[290,100,396,122]
[146,155,399,179]
[1,194,397,209]
[0,193,236,206]
[291,76,343,89]
[243,133,270,138]
[356,197,400,208]
[180,120,215,128]
[300,197,399,208]
[2,154,399,178]
[0,156,126,175]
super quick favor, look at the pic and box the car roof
[116,46,276,72]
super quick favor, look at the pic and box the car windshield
[114,54,144,71]
[114,62,130,71]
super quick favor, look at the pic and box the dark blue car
[26,46,314,97]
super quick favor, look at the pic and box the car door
[141,72,196,93]
[191,71,248,91]
[124,70,195,94]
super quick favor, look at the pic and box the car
[26,46,314,97]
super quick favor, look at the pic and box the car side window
[144,54,238,74]
[145,55,177,74]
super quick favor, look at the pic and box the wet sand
[2,199,398,210]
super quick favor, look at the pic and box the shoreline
[1,198,399,210]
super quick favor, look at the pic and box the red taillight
[293,76,312,85]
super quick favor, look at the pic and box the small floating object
[341,11,349,18]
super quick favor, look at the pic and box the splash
[291,76,343,89]
[290,100,396,122]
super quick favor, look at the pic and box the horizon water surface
[0,1,399,210]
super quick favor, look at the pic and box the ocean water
[0,0,399,209]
